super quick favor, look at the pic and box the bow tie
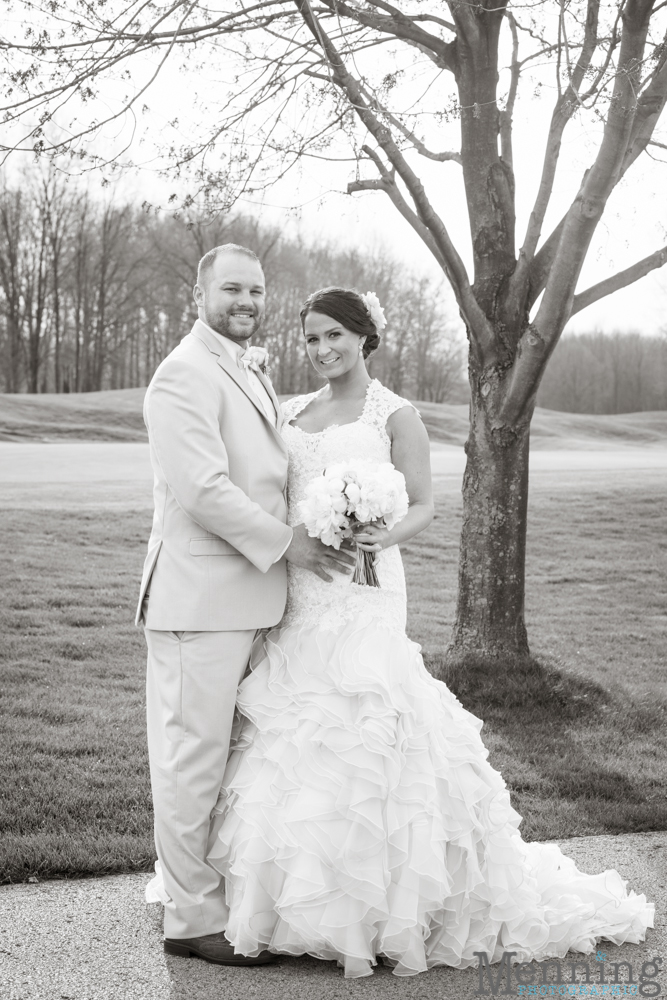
[238,346,269,373]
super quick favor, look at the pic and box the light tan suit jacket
[135,319,292,631]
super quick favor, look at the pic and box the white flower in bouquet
[298,460,409,586]
[351,463,408,526]
[384,485,409,529]
[344,480,362,506]
[299,474,349,548]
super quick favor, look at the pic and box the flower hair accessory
[361,292,387,331]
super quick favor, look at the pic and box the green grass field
[1,510,154,882]
[0,392,666,883]
[1,466,665,883]
[404,475,667,843]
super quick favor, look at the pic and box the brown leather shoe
[164,931,276,966]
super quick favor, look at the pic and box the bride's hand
[354,523,390,553]
[285,523,355,582]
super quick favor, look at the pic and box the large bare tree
[4,0,667,660]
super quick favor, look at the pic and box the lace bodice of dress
[279,379,416,634]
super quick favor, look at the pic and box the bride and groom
[137,243,653,978]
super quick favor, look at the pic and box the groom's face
[194,252,266,344]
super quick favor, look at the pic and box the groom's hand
[285,524,355,582]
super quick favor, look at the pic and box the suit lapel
[256,368,282,432]
[191,321,285,446]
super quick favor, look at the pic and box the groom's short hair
[197,244,262,287]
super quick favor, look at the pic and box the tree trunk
[448,386,531,661]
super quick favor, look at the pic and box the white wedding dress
[149,379,654,977]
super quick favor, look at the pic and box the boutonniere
[239,345,271,377]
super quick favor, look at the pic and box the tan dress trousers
[145,627,255,940]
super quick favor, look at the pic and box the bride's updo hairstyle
[299,287,381,359]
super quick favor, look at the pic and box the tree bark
[449,382,531,661]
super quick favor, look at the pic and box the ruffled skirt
[151,616,654,977]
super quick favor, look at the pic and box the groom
[136,244,351,966]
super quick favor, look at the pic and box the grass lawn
[0,510,154,883]
[1,467,666,882]
[3,386,667,446]
[404,470,667,842]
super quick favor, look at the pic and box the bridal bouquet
[298,460,409,587]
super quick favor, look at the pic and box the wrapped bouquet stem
[350,525,381,587]
[298,460,409,588]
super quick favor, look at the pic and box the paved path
[0,833,664,1000]
[2,442,666,509]
[0,442,154,509]
[0,442,152,482]
[3,441,667,482]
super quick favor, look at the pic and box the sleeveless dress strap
[281,390,321,424]
[360,380,420,441]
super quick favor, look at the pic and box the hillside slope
[1,388,666,448]
[0,389,148,442]
[416,400,667,449]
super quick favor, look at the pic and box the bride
[202,287,652,977]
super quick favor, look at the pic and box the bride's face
[303,311,365,379]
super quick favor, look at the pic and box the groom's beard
[204,306,262,343]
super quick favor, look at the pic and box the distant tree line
[3,170,666,415]
[537,331,667,414]
[0,169,467,401]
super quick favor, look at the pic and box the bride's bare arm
[355,406,434,553]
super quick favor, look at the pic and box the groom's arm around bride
[137,244,350,963]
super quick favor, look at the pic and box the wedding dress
[150,378,654,977]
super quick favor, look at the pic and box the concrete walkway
[0,833,664,1000]
[2,441,667,510]
[3,441,667,485]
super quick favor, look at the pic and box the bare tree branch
[0,0,296,50]
[503,0,657,424]
[518,0,600,267]
[571,245,667,316]
[358,82,461,164]
[499,10,520,170]
[348,146,447,267]
[293,0,492,345]
[621,41,667,171]
[407,13,456,34]
[578,5,623,101]
[364,0,455,36]
[316,0,456,72]
[538,0,653,310]
[527,27,667,313]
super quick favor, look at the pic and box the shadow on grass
[425,653,667,839]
